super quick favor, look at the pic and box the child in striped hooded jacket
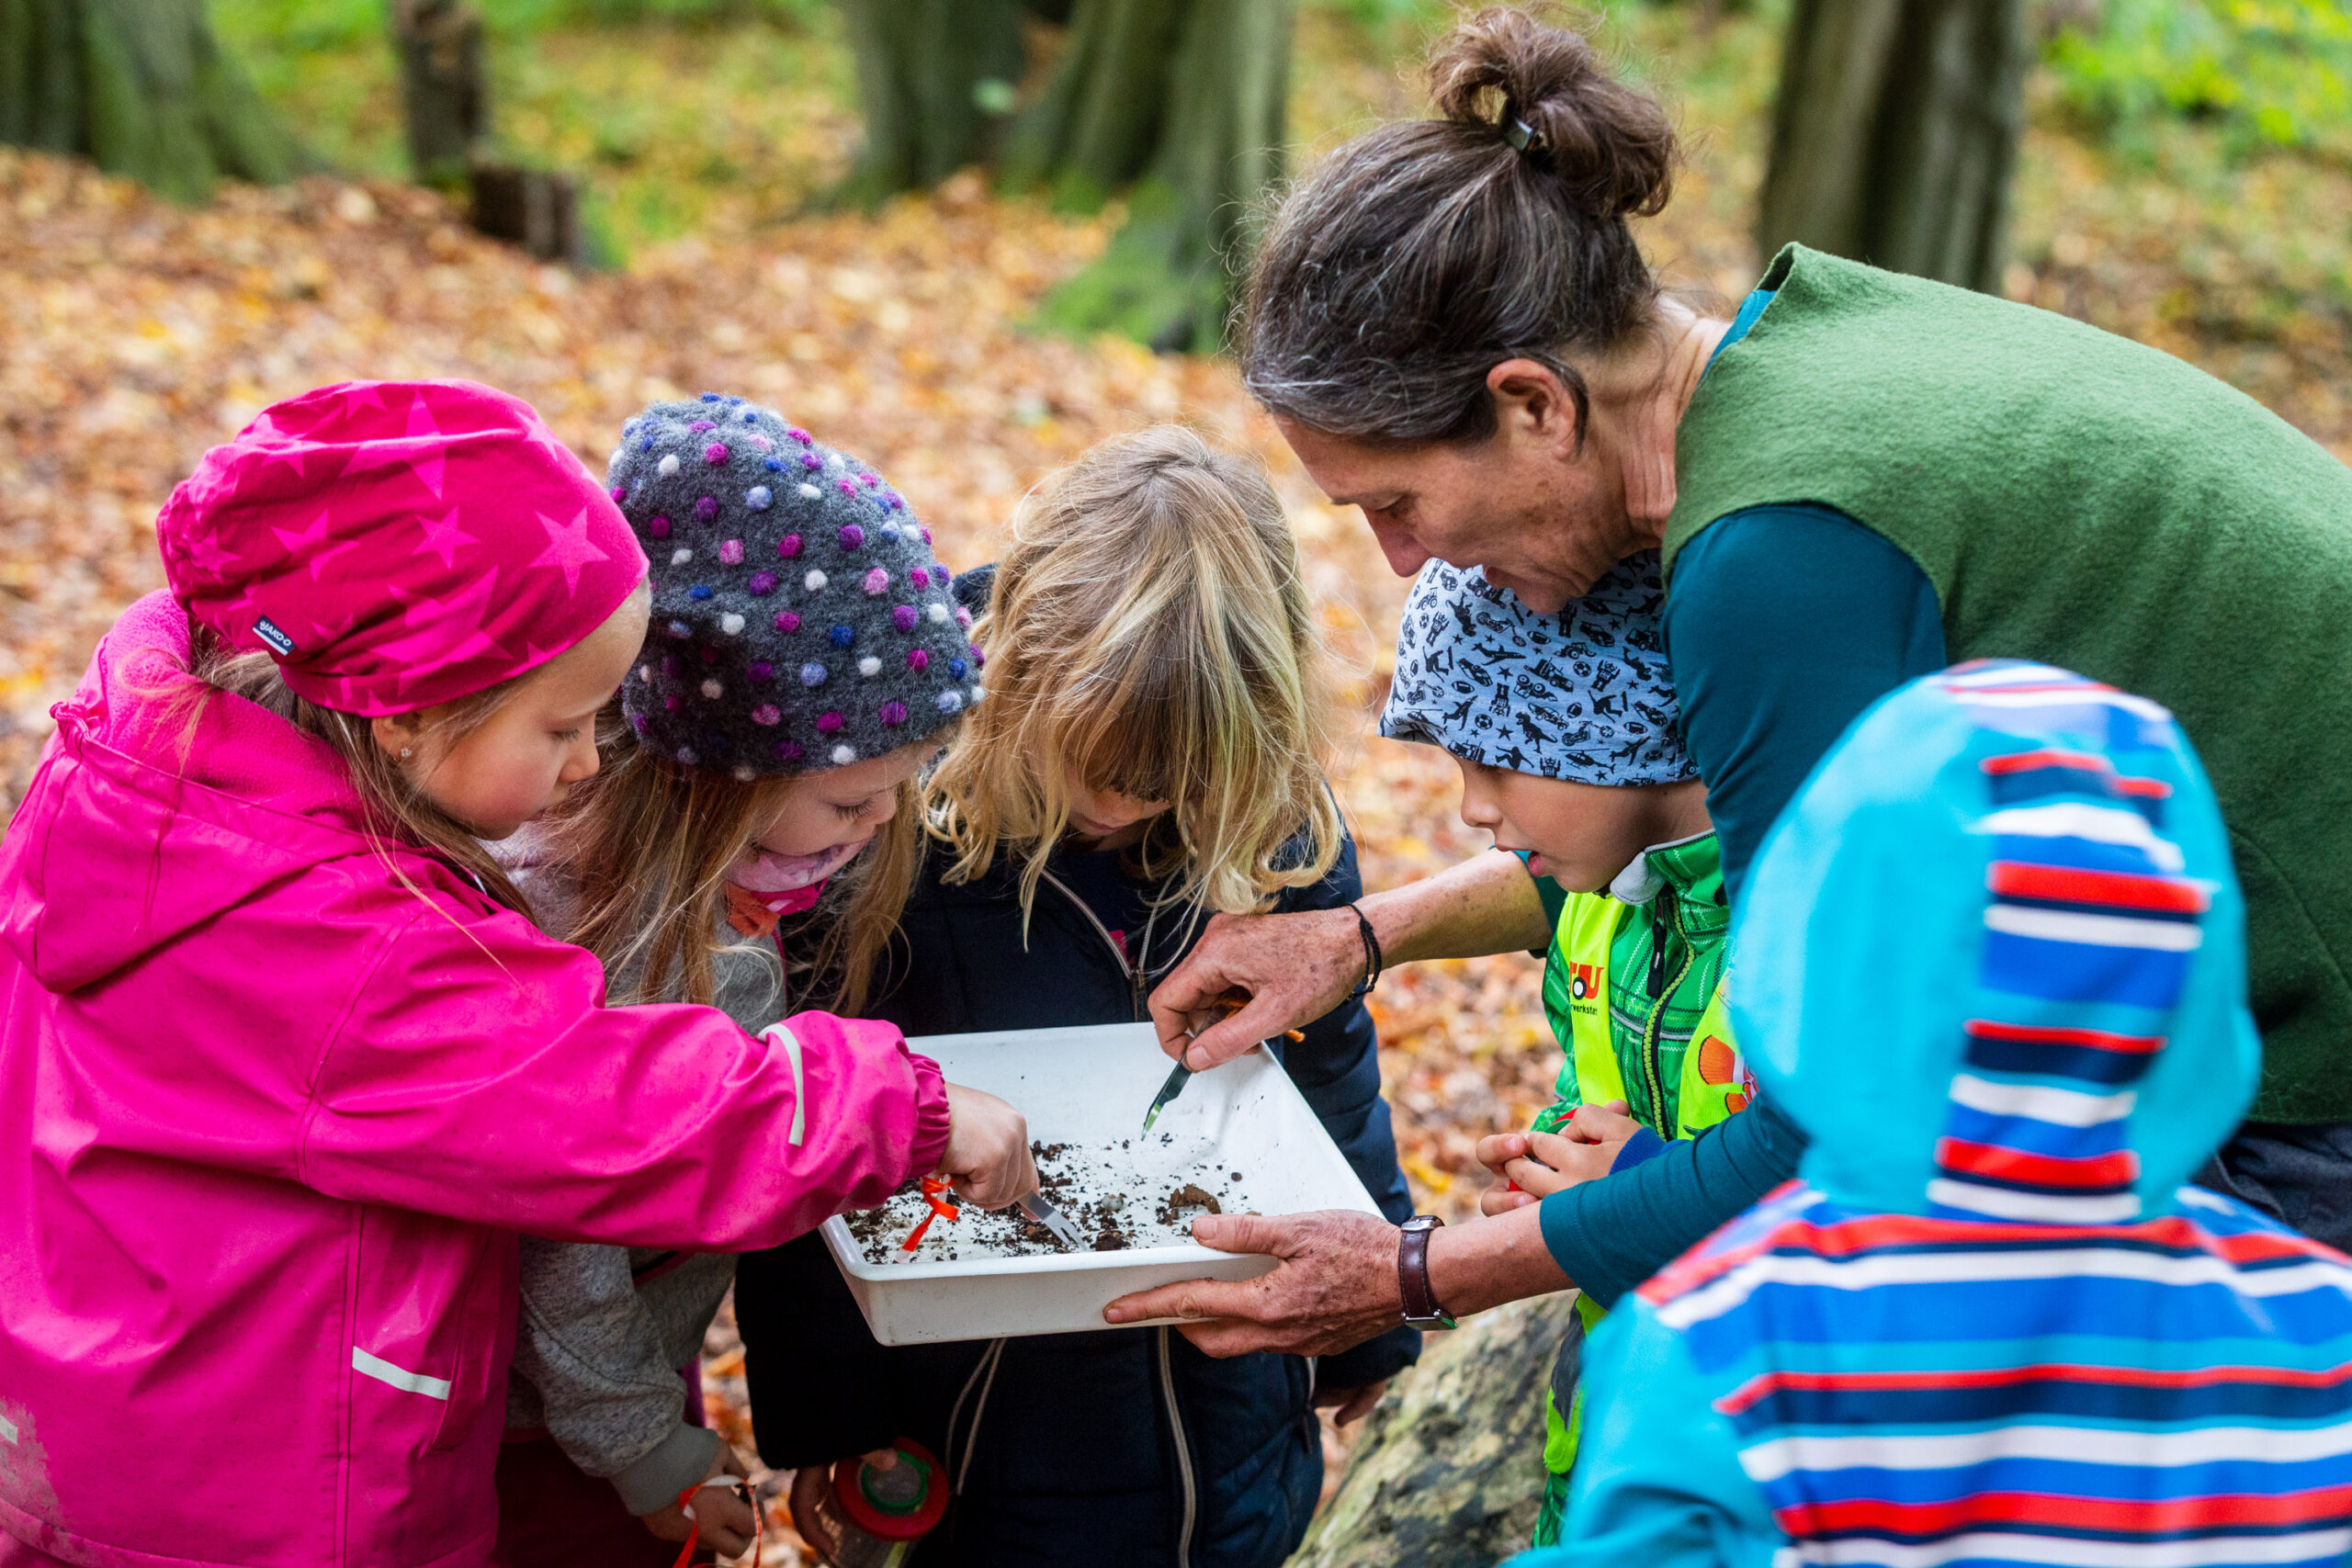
[1522,661,2352,1568]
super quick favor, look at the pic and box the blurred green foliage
[212,0,854,258]
[2045,0,2352,155]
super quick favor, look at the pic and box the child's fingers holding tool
[940,1082,1036,1209]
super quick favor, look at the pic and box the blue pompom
[829,625,855,649]
[800,662,828,686]
[746,486,773,511]
[667,620,691,638]
[948,658,967,678]
[763,457,784,472]
[689,584,714,601]
[700,391,722,402]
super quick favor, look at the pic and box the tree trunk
[0,0,296,202]
[1754,0,2029,292]
[1020,0,1295,352]
[469,162,578,263]
[390,0,486,184]
[832,0,1026,204]
[1286,1291,1581,1568]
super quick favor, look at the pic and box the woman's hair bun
[1427,5,1676,221]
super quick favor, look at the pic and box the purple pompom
[815,711,844,734]
[749,660,774,682]
[862,568,890,595]
[788,426,812,445]
[775,611,803,633]
[777,535,803,558]
[648,515,672,539]
[748,571,778,595]
[879,701,909,727]
[608,483,627,502]
[694,496,719,520]
[910,567,931,590]
[752,704,782,727]
[906,649,929,672]
[704,443,729,465]
[891,604,919,632]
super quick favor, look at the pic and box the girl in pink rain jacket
[0,380,1026,1568]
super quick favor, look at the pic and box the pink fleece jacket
[0,592,949,1568]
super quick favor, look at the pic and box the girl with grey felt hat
[493,395,1020,1564]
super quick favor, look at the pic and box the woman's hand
[1476,1101,1635,1214]
[639,1443,758,1559]
[941,1082,1036,1209]
[1148,908,1366,1071]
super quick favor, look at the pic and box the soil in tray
[848,1142,1249,1265]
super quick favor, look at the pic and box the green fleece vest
[1664,245,2352,1122]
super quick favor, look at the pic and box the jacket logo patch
[1568,963,1598,1003]
[253,615,297,657]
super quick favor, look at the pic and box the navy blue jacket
[736,829,1419,1568]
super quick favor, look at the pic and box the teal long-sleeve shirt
[1534,503,1947,1304]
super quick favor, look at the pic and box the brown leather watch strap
[1397,1214,1454,1329]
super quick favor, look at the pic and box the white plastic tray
[820,1022,1382,1345]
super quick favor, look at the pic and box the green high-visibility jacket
[1530,832,1755,1545]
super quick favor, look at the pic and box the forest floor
[5,2,2349,1554]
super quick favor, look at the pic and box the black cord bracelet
[1344,901,1383,1001]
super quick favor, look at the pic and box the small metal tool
[1018,1190,1086,1250]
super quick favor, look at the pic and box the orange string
[670,1477,764,1568]
[899,1173,961,1252]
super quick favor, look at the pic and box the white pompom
[830,743,856,765]
[657,454,680,477]
[799,482,821,499]
[858,656,881,677]
[927,603,949,624]
[701,679,723,699]
[805,570,829,591]
[720,613,746,636]
[671,547,692,566]
[732,764,754,782]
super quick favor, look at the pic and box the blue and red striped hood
[1730,660,2260,1222]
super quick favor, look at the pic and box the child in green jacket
[1379,553,1757,1544]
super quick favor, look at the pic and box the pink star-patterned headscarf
[157,379,648,716]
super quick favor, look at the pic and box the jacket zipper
[1036,865,1201,1568]
[1158,1326,1198,1568]
[1035,866,1203,1022]
[1640,896,1694,1139]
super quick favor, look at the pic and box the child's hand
[941,1082,1037,1209]
[1475,1118,1632,1214]
[1315,1380,1387,1426]
[1561,1099,1635,1144]
[639,1443,757,1558]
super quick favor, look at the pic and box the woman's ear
[371,712,424,763]
[1487,358,1583,458]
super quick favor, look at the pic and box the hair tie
[1502,117,1546,156]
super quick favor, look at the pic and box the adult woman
[1105,6,2352,1354]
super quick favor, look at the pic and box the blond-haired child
[737,425,1420,1568]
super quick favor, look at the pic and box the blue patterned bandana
[1380,552,1694,784]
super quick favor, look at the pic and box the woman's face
[1274,367,1638,615]
[753,741,939,860]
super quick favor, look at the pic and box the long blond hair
[189,633,536,919]
[928,425,1342,921]
[541,713,929,1015]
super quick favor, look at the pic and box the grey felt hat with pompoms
[606,395,983,778]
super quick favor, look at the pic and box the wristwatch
[1397,1214,1456,1331]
